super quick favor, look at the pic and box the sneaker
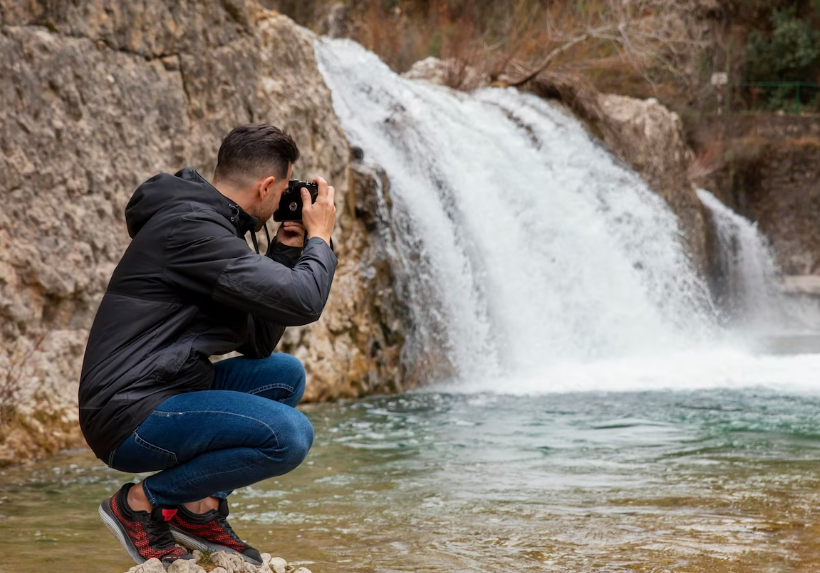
[170,499,263,565]
[99,482,194,567]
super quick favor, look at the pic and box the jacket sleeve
[237,239,306,358]
[164,210,337,327]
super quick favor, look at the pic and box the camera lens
[289,202,298,211]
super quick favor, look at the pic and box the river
[2,385,820,572]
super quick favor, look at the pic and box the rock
[292,568,313,573]
[783,276,820,296]
[596,94,707,271]
[0,0,409,463]
[210,551,246,573]
[403,57,489,91]
[167,559,207,573]
[212,568,229,573]
[268,556,288,573]
[126,559,166,573]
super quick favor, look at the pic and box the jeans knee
[263,353,306,405]
[260,409,313,471]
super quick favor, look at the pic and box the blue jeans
[109,353,313,507]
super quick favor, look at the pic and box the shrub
[744,6,820,110]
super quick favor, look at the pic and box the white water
[698,189,820,333]
[697,189,786,329]
[314,38,820,393]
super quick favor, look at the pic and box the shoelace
[214,515,245,546]
[143,518,180,552]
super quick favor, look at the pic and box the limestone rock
[403,57,489,91]
[126,559,166,573]
[167,559,207,573]
[0,0,408,463]
[212,568,229,573]
[210,551,247,573]
[268,556,288,573]
[292,568,313,573]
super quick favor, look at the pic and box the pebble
[126,559,165,573]
[119,550,305,573]
[167,559,207,573]
[211,551,246,573]
[268,556,288,573]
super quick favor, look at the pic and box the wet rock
[292,568,313,573]
[403,57,489,91]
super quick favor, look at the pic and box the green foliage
[744,6,820,110]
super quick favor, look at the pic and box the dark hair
[214,124,300,186]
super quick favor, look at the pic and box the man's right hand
[301,176,336,246]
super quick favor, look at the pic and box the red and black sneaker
[99,482,194,567]
[170,499,263,566]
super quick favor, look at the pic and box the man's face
[254,162,293,230]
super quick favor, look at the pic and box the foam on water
[314,38,820,393]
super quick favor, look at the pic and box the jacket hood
[125,168,258,238]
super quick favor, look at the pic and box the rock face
[699,116,820,276]
[0,0,406,463]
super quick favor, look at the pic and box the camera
[273,179,319,222]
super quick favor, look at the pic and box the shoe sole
[170,528,262,566]
[99,500,146,566]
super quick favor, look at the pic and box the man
[78,124,338,567]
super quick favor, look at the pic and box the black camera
[273,179,319,222]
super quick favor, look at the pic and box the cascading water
[314,38,820,393]
[698,189,820,333]
[697,189,785,329]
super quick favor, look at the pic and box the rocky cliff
[695,115,820,277]
[0,0,408,464]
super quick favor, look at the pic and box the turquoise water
[2,388,820,572]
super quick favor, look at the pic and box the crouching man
[78,124,337,568]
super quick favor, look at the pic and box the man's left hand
[276,221,306,248]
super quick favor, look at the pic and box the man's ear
[258,176,277,199]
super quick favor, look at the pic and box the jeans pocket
[110,431,178,473]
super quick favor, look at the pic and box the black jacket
[78,168,337,462]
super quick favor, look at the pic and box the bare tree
[489,0,710,93]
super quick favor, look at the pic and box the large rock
[0,0,405,463]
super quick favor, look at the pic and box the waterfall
[697,189,784,328]
[697,189,820,333]
[315,38,719,384]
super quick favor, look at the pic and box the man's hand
[276,221,306,248]
[301,176,336,245]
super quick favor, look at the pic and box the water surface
[2,388,819,572]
